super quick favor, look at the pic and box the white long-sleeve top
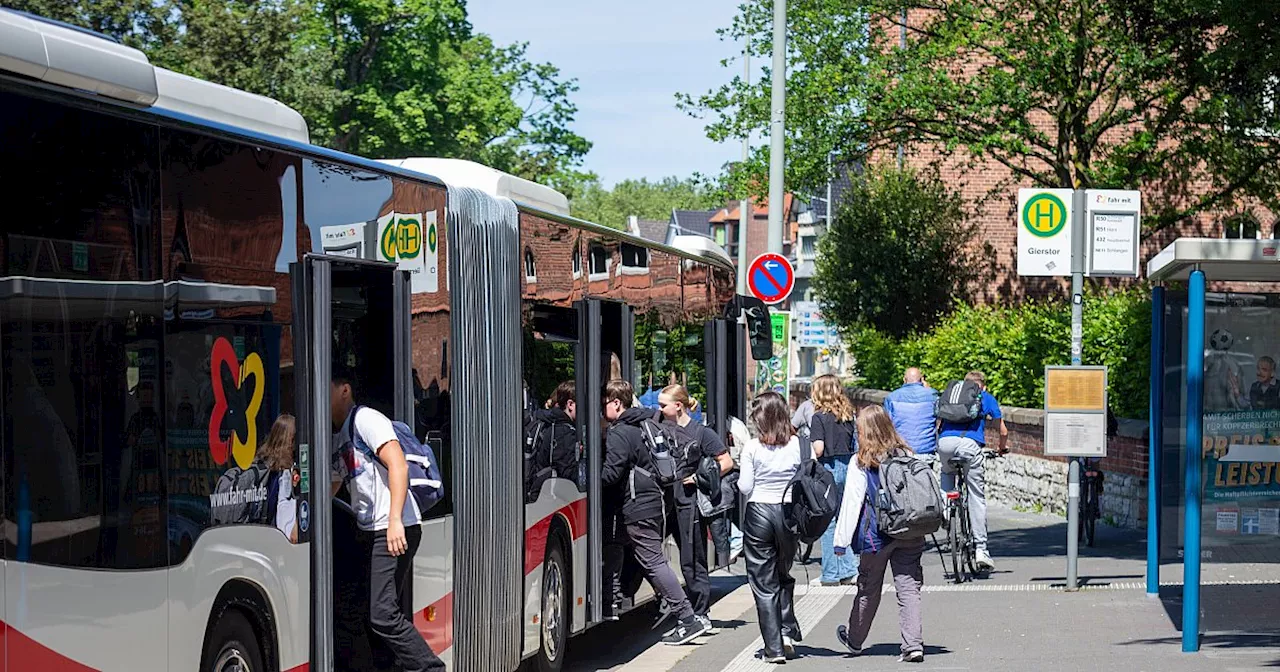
[833,459,872,550]
[738,436,801,504]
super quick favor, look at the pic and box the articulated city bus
[0,9,760,672]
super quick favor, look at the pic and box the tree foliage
[4,0,591,186]
[849,287,1151,419]
[682,0,1280,230]
[812,166,977,338]
[570,176,721,231]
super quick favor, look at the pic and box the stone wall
[846,388,1149,529]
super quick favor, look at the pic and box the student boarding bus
[0,9,764,672]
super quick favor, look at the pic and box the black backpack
[638,418,684,487]
[785,434,841,544]
[936,379,983,424]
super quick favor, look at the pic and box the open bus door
[292,255,410,671]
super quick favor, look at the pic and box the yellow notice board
[1045,366,1107,411]
[1044,365,1108,457]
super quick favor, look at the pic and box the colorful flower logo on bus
[207,337,265,469]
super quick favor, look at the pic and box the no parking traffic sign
[747,253,795,305]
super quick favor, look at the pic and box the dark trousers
[602,507,625,611]
[359,525,446,672]
[667,500,712,616]
[709,513,732,560]
[743,502,801,657]
[625,516,695,622]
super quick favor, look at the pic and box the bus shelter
[1147,238,1280,652]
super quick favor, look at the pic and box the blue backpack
[852,470,888,554]
[351,406,445,515]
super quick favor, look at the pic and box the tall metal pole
[1066,189,1086,591]
[1183,268,1206,653]
[1147,285,1165,597]
[766,0,787,255]
[738,47,751,294]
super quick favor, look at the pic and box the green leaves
[849,287,1151,419]
[812,165,977,339]
[569,177,721,231]
[3,0,591,187]
[686,0,1280,230]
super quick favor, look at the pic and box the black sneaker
[661,616,709,645]
[836,626,862,656]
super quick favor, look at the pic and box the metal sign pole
[1066,188,1086,592]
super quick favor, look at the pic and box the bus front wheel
[203,608,265,672]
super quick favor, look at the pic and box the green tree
[3,0,591,187]
[812,165,977,338]
[571,176,720,230]
[682,0,1280,230]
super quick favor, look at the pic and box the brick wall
[848,387,1149,529]
[878,9,1279,304]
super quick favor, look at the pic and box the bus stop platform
[563,504,1280,672]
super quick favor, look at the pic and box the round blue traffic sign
[747,253,795,305]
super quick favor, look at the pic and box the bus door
[292,255,410,671]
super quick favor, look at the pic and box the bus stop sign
[748,253,795,305]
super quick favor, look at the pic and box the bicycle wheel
[961,500,980,577]
[947,504,964,584]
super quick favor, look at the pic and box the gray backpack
[874,453,945,540]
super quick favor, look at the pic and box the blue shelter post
[1147,285,1165,597]
[1182,269,1205,653]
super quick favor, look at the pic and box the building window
[801,235,817,258]
[525,247,537,283]
[572,244,582,278]
[588,243,610,281]
[620,242,650,274]
[1224,215,1261,240]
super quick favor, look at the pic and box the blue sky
[468,1,756,187]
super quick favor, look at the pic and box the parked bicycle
[936,450,1000,584]
[1078,458,1103,547]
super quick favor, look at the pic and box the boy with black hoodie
[601,379,708,645]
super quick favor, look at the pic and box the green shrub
[849,287,1151,419]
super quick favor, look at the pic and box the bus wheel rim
[214,646,250,672]
[543,558,563,661]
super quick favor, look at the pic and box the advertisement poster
[755,311,790,400]
[1197,296,1280,549]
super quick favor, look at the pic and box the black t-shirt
[667,420,729,507]
[810,410,856,459]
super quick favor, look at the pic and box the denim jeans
[819,455,859,583]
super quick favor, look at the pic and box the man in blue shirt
[884,367,939,461]
[937,370,1008,572]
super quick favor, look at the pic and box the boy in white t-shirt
[330,372,444,672]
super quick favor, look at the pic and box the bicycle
[939,450,1000,584]
[1078,458,1103,547]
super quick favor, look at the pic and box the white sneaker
[697,614,719,636]
[782,635,797,659]
[975,549,996,571]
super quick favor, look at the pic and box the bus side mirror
[739,298,774,361]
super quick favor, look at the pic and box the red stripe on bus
[415,591,454,655]
[0,619,98,671]
[524,499,588,575]
[0,499,595,668]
